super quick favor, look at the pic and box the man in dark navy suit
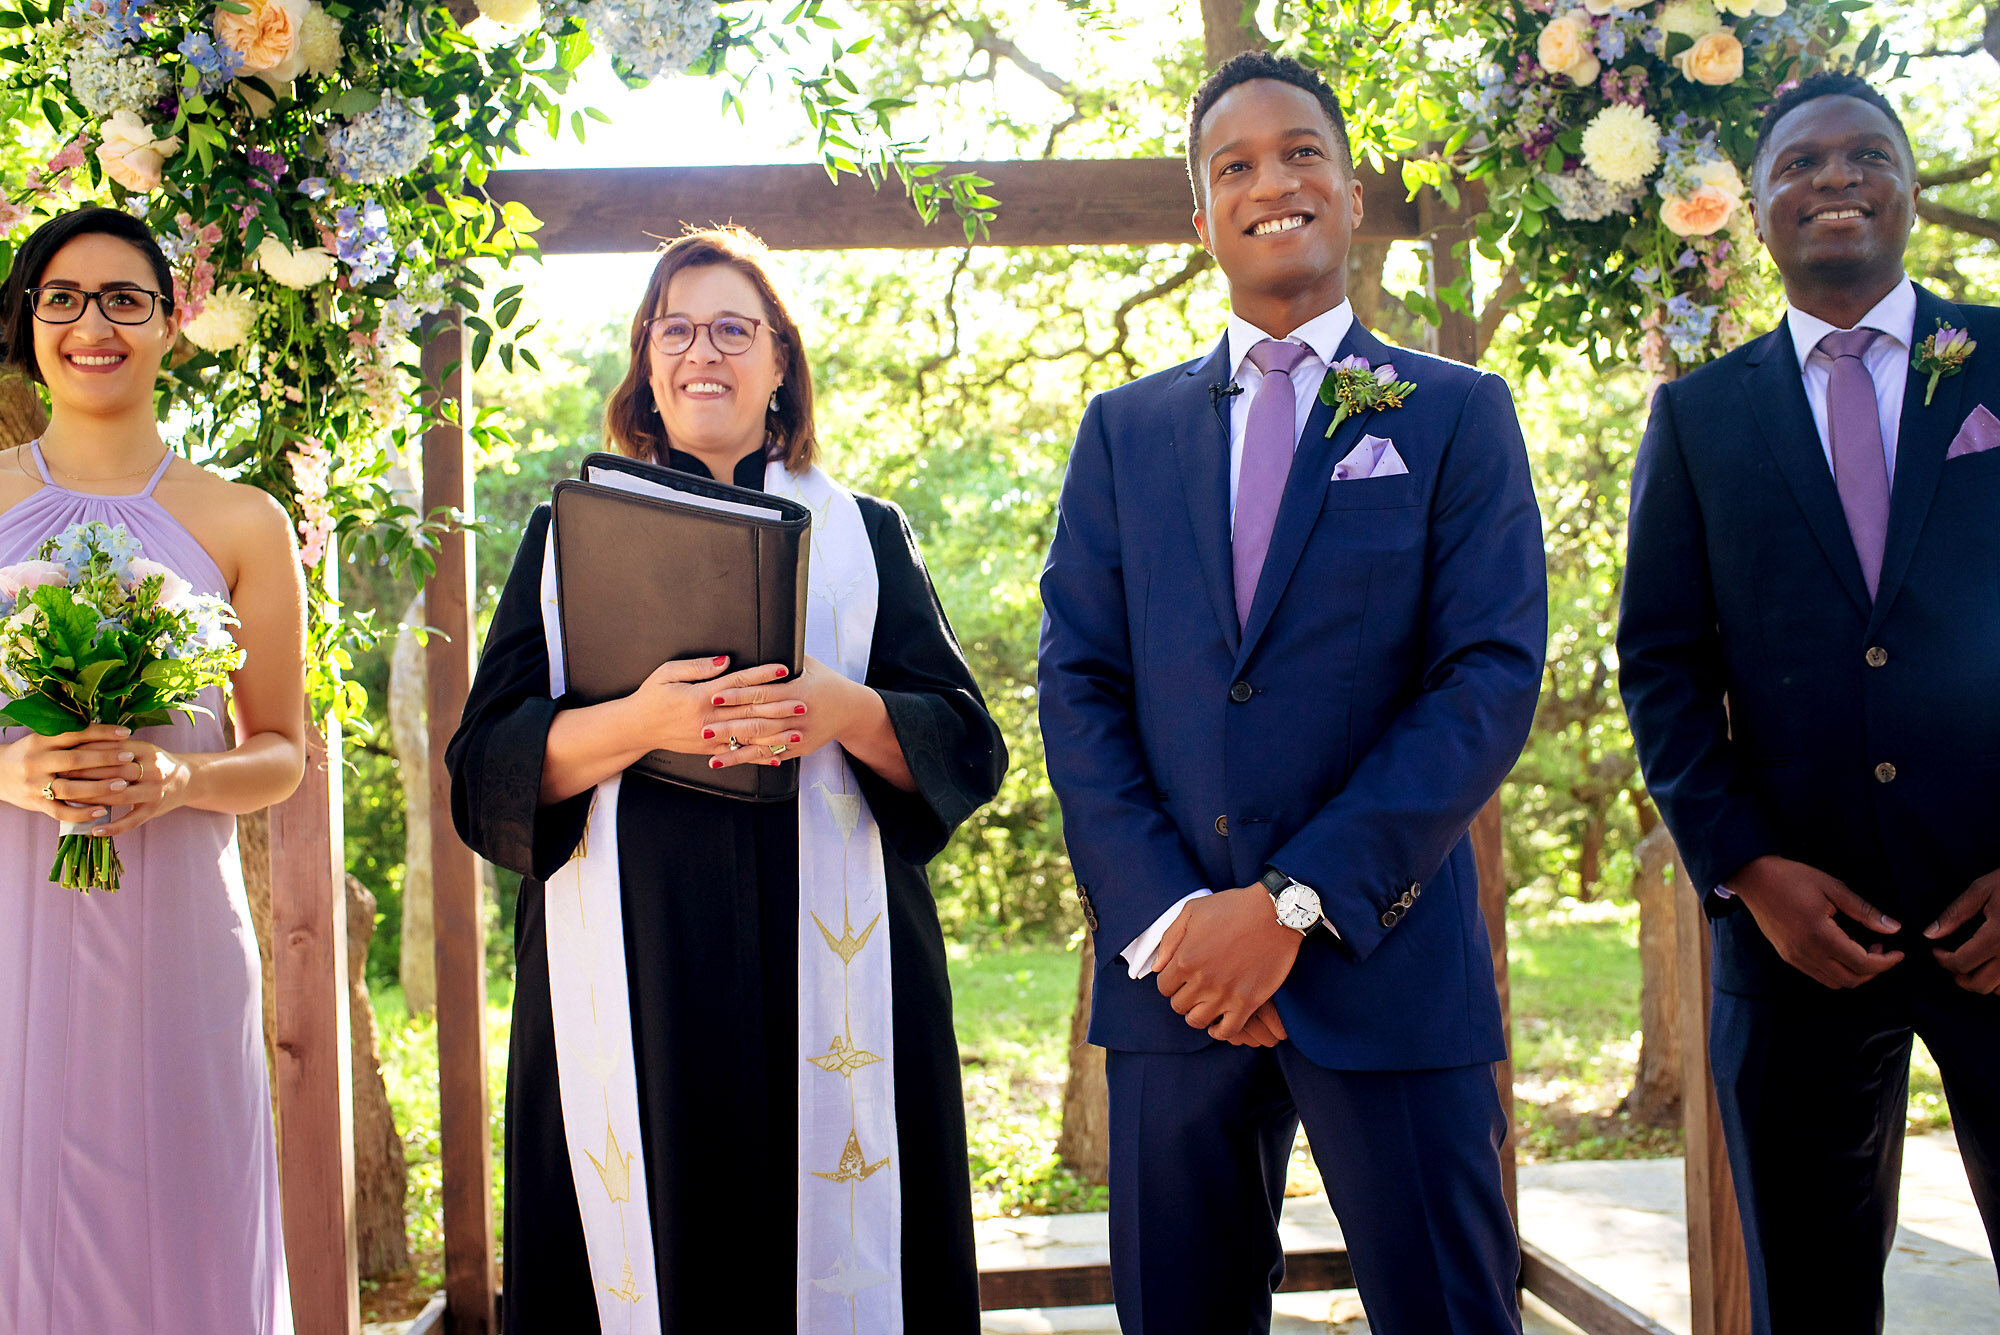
[1038,52,1546,1335]
[1619,73,2000,1334]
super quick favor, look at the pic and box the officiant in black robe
[446,228,1004,1332]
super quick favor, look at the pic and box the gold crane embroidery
[604,1260,645,1304]
[808,1033,884,1078]
[812,908,880,966]
[584,1123,634,1203]
[811,1130,891,1183]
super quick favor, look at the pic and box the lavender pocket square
[1946,404,2000,460]
[1333,435,1410,481]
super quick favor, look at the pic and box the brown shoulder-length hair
[603,226,818,472]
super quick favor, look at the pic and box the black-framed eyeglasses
[646,315,765,356]
[28,286,166,326]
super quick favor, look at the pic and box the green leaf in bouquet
[74,658,119,714]
[122,710,174,730]
[0,692,88,736]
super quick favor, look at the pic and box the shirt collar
[1786,275,1916,369]
[1227,300,1355,380]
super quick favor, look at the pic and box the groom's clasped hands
[1153,886,1300,1048]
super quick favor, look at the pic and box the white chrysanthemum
[1580,103,1664,188]
[299,3,344,76]
[1656,0,1725,39]
[182,285,259,353]
[255,235,337,288]
[474,0,539,25]
[1716,0,1785,13]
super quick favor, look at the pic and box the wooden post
[270,721,360,1335]
[1674,864,1751,1335]
[423,309,498,1333]
[1424,188,1516,1221]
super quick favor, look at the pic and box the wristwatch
[1260,867,1325,935]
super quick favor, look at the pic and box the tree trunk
[1054,933,1109,1185]
[0,373,48,448]
[390,592,436,1017]
[1621,824,1684,1127]
[1576,808,1605,901]
[347,874,411,1280]
[238,810,281,1138]
[1201,0,1264,66]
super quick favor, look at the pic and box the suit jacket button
[1380,909,1399,929]
[1229,680,1253,703]
[1214,814,1229,836]
[1865,646,1888,668]
[1874,761,1897,784]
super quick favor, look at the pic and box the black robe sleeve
[853,496,1007,866]
[444,504,593,882]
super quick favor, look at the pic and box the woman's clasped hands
[627,652,871,769]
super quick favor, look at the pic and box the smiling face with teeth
[1191,78,1364,339]
[1751,94,1918,326]
[646,262,788,479]
[28,232,178,420]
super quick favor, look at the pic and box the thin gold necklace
[38,441,170,484]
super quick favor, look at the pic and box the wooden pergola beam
[484,159,1421,255]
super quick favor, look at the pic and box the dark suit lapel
[1869,285,1968,633]
[1743,326,1874,618]
[1170,338,1241,652]
[1236,323,1384,662]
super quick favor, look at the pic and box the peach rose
[214,0,310,83]
[1537,12,1601,86]
[95,111,180,194]
[1661,185,1738,236]
[1674,29,1744,86]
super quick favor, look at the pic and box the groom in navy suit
[1039,52,1545,1334]
[1619,73,2000,1334]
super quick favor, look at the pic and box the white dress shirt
[1120,302,1356,979]
[1718,277,1913,904]
[1785,275,1914,479]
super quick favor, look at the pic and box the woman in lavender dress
[0,208,308,1334]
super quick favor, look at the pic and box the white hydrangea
[299,3,343,77]
[585,0,720,81]
[474,0,539,26]
[1541,168,1644,222]
[255,235,337,289]
[1656,0,1725,39]
[182,285,259,353]
[1580,103,1664,188]
[66,48,170,117]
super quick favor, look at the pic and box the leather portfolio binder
[551,451,812,801]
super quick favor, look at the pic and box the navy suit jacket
[1038,322,1547,1069]
[1618,284,2000,996]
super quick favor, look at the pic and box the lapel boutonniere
[1912,321,1976,407]
[1319,355,1418,436]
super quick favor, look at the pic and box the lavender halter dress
[0,444,291,1334]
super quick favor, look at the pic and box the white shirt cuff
[1121,890,1211,978]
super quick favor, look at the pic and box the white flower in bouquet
[326,92,434,184]
[0,560,67,604]
[95,110,181,195]
[1716,0,1785,14]
[585,0,721,81]
[183,284,259,352]
[66,48,170,117]
[1537,12,1601,86]
[125,557,195,608]
[299,3,343,76]
[1656,0,1726,39]
[1583,0,1649,13]
[1580,104,1664,188]
[474,0,539,27]
[255,234,336,288]
[1542,168,1645,222]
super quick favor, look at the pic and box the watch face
[1275,884,1321,930]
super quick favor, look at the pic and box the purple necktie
[1821,328,1889,599]
[1233,338,1310,629]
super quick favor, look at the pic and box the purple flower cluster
[334,200,395,284]
[177,30,245,94]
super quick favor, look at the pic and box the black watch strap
[1258,867,1294,895]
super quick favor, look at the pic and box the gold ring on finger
[727,737,743,751]
[768,743,788,757]
[40,781,55,801]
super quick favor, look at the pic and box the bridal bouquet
[0,521,244,891]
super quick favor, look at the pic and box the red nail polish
[702,729,714,740]
[713,696,727,706]
[709,759,722,769]
[712,656,727,667]
[769,760,781,766]
[789,734,801,743]
[774,666,788,679]
[794,705,806,714]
